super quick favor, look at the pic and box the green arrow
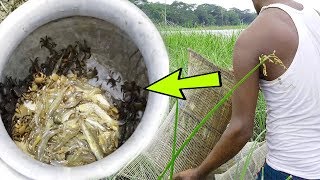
[144,68,222,100]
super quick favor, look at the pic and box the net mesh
[215,141,267,180]
[115,50,267,180]
[115,50,268,180]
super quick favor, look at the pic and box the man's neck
[260,0,291,8]
[257,0,303,13]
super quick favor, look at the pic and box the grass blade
[169,101,179,179]
[239,129,266,180]
[285,175,293,180]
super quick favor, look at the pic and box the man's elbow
[227,120,253,143]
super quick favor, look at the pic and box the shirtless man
[174,0,320,179]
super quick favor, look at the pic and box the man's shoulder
[239,8,296,50]
[234,7,298,61]
[246,8,292,36]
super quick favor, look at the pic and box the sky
[147,0,320,12]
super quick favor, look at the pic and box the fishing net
[215,141,267,180]
[115,49,233,179]
[115,49,267,180]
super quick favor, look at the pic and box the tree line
[129,0,257,27]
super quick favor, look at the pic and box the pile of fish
[0,36,147,166]
[0,36,93,135]
[13,73,120,166]
[0,0,27,22]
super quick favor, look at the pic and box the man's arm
[173,30,260,180]
[174,8,294,180]
[174,27,265,180]
[196,30,261,178]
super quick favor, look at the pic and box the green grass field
[162,31,267,141]
[158,25,247,31]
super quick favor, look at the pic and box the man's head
[252,0,264,14]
